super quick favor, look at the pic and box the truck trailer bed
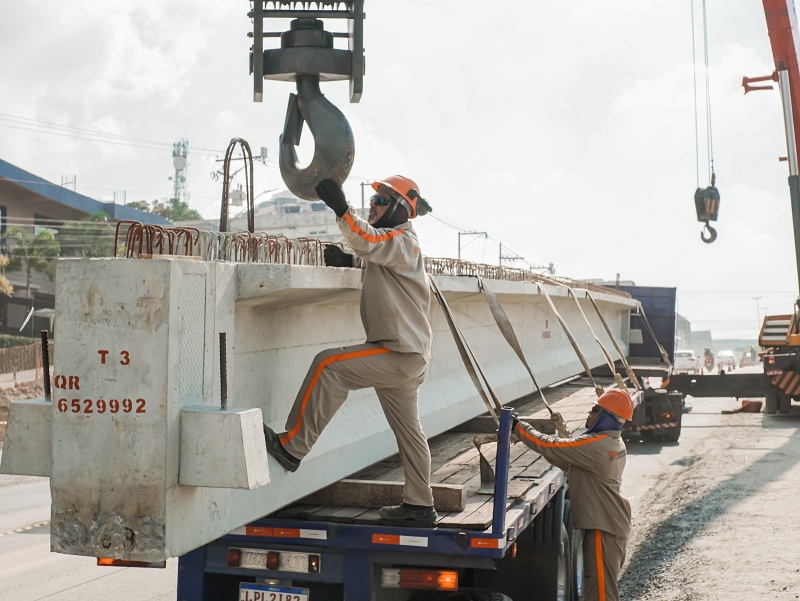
[270,379,602,530]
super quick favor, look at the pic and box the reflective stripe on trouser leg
[281,344,433,505]
[280,343,392,455]
[582,529,626,601]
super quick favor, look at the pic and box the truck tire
[441,588,512,601]
[473,498,571,601]
[662,422,682,442]
[564,500,584,601]
[778,392,792,414]
[765,388,778,415]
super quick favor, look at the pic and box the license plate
[767,369,783,376]
[239,582,309,601]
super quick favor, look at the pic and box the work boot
[263,424,301,472]
[379,503,437,525]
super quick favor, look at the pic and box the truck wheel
[766,388,778,414]
[662,426,681,442]
[778,393,792,414]
[564,500,584,601]
[441,588,512,601]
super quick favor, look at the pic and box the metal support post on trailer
[491,408,514,537]
[342,550,372,599]
[177,547,207,601]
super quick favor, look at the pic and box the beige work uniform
[280,207,434,506]
[515,423,631,601]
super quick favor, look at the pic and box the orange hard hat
[595,388,634,421]
[371,175,432,219]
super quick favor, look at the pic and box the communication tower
[170,139,189,203]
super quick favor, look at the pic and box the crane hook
[279,76,355,201]
[700,221,717,244]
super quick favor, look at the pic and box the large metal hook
[279,76,355,200]
[701,221,717,244]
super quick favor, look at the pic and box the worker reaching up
[263,175,437,525]
[513,388,633,601]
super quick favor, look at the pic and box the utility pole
[753,296,763,330]
[457,231,487,261]
[360,182,372,217]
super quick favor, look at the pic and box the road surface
[2,371,798,599]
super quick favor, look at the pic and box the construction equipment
[249,1,364,200]
[737,0,800,414]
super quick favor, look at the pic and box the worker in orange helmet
[263,175,437,525]
[513,388,634,601]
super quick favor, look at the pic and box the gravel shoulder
[620,395,800,600]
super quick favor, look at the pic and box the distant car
[674,350,701,375]
[717,350,736,372]
[740,349,759,367]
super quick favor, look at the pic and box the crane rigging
[691,0,721,244]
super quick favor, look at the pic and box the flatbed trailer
[177,379,609,601]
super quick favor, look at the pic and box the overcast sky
[0,0,796,341]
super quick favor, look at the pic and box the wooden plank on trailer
[301,479,467,512]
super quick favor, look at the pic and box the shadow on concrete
[620,414,800,597]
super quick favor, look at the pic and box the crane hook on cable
[279,76,355,200]
[249,4,365,201]
[694,174,720,244]
[700,220,717,243]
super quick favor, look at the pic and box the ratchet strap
[584,291,642,391]
[429,275,508,489]
[428,274,501,425]
[635,301,672,369]
[534,282,605,398]
[476,277,570,438]
[564,287,627,391]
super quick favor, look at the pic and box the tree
[0,253,14,298]
[126,197,202,221]
[56,212,116,258]
[126,200,151,212]
[7,227,61,299]
[151,197,202,221]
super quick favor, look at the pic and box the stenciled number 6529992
[57,398,147,414]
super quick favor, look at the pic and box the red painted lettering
[68,375,80,390]
[120,350,130,365]
[98,350,109,364]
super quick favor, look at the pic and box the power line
[0,112,224,156]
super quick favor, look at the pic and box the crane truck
[664,0,800,413]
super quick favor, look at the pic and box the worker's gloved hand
[324,245,354,268]
[315,179,349,217]
[511,414,521,430]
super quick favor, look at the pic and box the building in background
[0,158,169,335]
[177,190,368,242]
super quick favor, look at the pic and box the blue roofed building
[0,159,172,335]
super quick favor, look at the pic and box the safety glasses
[369,194,393,206]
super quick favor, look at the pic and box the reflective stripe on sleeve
[343,213,405,243]
[514,424,608,448]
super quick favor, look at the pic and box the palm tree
[6,226,61,300]
[0,253,14,297]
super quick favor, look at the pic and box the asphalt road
[0,365,780,600]
[0,456,178,601]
